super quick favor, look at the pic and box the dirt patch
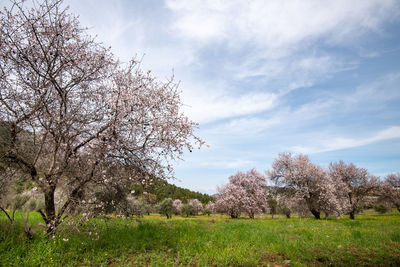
[259,251,291,266]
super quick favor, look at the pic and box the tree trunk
[349,211,355,220]
[396,206,400,213]
[44,185,57,235]
[310,209,320,219]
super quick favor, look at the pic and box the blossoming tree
[329,161,379,219]
[0,0,202,234]
[268,153,341,219]
[216,169,266,218]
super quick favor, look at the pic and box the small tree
[158,198,174,219]
[329,161,378,219]
[173,199,183,215]
[268,153,341,219]
[188,199,203,215]
[181,203,196,217]
[204,202,215,216]
[379,173,400,212]
[216,169,266,219]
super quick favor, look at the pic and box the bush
[374,205,390,214]
[181,204,196,217]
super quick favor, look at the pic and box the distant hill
[131,179,213,204]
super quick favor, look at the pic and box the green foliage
[374,204,390,214]
[132,179,213,204]
[128,200,151,217]
[203,208,212,216]
[157,198,175,219]
[181,204,196,217]
[1,212,400,266]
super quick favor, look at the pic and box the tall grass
[1,211,399,266]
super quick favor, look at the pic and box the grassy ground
[1,211,399,266]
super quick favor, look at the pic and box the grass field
[1,211,400,266]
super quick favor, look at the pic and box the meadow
[1,211,400,266]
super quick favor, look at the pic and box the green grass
[1,212,399,266]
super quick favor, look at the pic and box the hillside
[131,179,213,204]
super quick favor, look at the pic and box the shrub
[374,205,390,214]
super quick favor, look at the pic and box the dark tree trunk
[396,206,400,213]
[230,213,238,219]
[310,209,320,219]
[44,185,57,235]
[349,211,355,220]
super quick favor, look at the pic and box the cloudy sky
[62,0,400,194]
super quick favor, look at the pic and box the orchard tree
[181,203,196,217]
[204,201,215,215]
[380,173,400,212]
[188,198,203,215]
[173,199,183,215]
[268,153,341,219]
[329,161,378,219]
[158,198,174,219]
[0,0,202,234]
[215,183,242,218]
[216,169,266,219]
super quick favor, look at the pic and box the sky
[8,0,400,194]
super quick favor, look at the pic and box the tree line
[215,153,400,219]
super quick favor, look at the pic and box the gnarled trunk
[41,185,57,235]
[310,209,320,219]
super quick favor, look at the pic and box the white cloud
[232,54,359,94]
[291,126,400,154]
[165,0,398,50]
[346,72,400,105]
[182,88,278,124]
[200,159,254,169]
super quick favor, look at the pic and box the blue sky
[43,0,400,193]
